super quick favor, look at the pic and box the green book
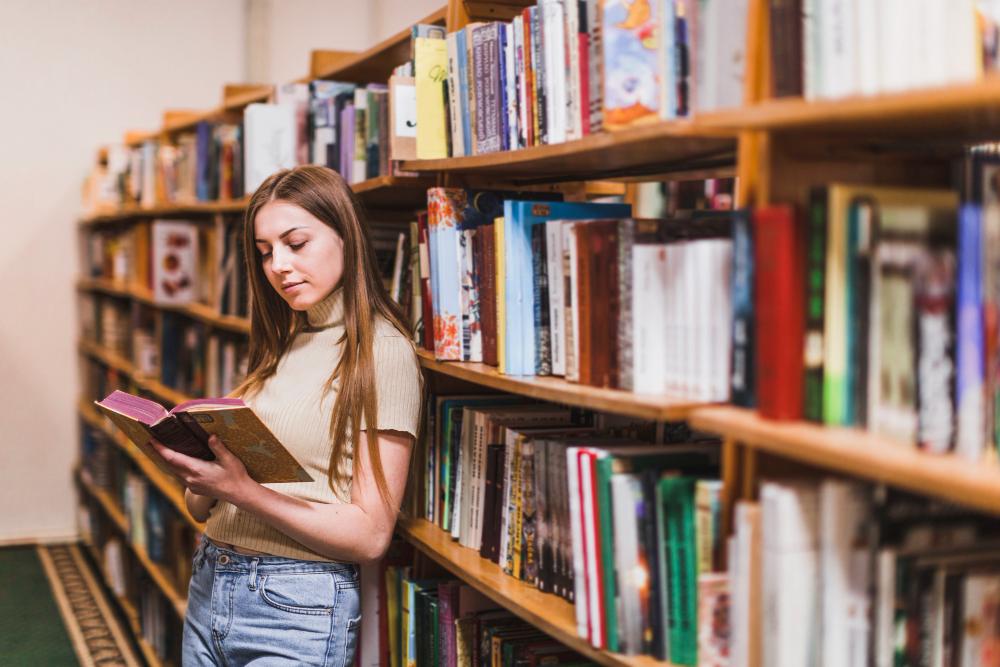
[659,476,699,666]
[430,596,440,667]
[595,446,719,653]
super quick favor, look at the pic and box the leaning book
[96,390,313,484]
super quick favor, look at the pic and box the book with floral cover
[95,390,312,484]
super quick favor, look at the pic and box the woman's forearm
[185,489,218,524]
[230,482,392,564]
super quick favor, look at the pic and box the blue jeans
[182,536,361,666]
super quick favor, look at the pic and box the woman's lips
[282,281,305,293]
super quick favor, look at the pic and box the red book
[480,224,499,366]
[578,34,590,137]
[418,212,434,352]
[754,205,806,420]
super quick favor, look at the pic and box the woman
[151,165,422,666]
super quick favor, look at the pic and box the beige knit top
[204,287,422,561]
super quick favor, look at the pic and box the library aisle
[8,0,1000,665]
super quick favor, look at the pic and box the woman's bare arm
[184,489,218,524]
[153,430,412,563]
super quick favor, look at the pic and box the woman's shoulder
[372,319,417,359]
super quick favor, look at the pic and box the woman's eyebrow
[255,226,304,244]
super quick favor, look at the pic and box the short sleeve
[360,328,422,438]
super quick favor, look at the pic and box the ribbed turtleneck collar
[305,287,345,329]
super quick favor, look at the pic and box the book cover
[803,189,827,422]
[545,220,566,376]
[481,224,499,366]
[697,573,731,667]
[415,37,449,160]
[445,32,465,158]
[151,220,198,305]
[388,76,417,162]
[455,29,474,157]
[496,215,507,372]
[543,0,568,144]
[769,0,804,96]
[274,82,310,166]
[243,103,296,194]
[660,475,698,665]
[601,0,660,129]
[610,473,646,656]
[531,224,552,375]
[96,390,312,484]
[956,204,985,461]
[531,7,546,144]
[352,88,368,184]
[480,443,504,560]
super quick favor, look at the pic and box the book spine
[576,224,593,386]
[533,439,549,592]
[521,438,536,582]
[522,9,536,147]
[483,225,498,366]
[567,447,588,633]
[956,204,983,461]
[473,23,502,155]
[546,221,565,376]
[565,223,581,382]
[596,458,619,652]
[446,33,465,158]
[465,26,479,154]
[500,23,512,152]
[617,220,634,391]
[514,15,528,149]
[418,213,434,351]
[532,224,552,375]
[480,443,501,559]
[587,0,603,131]
[641,470,667,661]
[456,29,473,157]
[754,205,805,420]
[730,210,755,407]
[664,477,698,666]
[532,7,547,144]
[769,0,804,97]
[803,188,827,422]
[577,5,591,136]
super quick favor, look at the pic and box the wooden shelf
[77,278,251,334]
[78,398,204,531]
[701,77,1000,143]
[79,176,433,226]
[400,119,736,183]
[396,517,671,667]
[76,471,189,618]
[309,7,448,84]
[688,406,1000,515]
[78,338,194,407]
[416,349,706,421]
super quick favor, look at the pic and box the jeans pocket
[259,572,338,616]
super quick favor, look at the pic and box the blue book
[730,209,755,407]
[503,201,632,375]
[957,204,984,460]
[195,121,212,202]
[661,0,678,119]
[456,29,473,157]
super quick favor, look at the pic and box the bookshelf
[72,0,1000,663]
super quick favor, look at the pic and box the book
[415,37,449,160]
[601,0,660,129]
[243,103,296,194]
[96,390,312,484]
[151,220,198,305]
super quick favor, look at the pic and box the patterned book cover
[472,23,503,154]
[96,391,312,484]
[531,224,552,375]
[697,573,731,667]
[601,0,660,130]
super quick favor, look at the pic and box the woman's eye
[290,242,306,251]
[260,250,272,260]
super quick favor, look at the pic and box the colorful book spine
[472,23,503,155]
[730,209,755,407]
[456,29,474,157]
[427,189,462,360]
[415,37,449,160]
[956,204,984,461]
[602,0,660,128]
[532,224,552,375]
[660,476,698,666]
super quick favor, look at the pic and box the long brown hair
[236,165,415,509]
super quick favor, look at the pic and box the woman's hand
[150,435,255,506]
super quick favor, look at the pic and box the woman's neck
[305,287,345,329]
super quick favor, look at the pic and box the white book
[458,408,479,548]
[446,32,465,157]
[504,23,519,151]
[856,0,881,95]
[709,240,733,401]
[546,220,566,376]
[544,0,568,144]
[274,82,310,166]
[694,241,714,400]
[566,446,589,638]
[633,244,670,393]
[244,103,296,194]
[579,448,606,647]
[390,232,407,303]
[680,242,697,397]
[566,222,583,382]
[450,442,464,539]
[498,428,518,572]
[610,474,643,655]
[565,0,581,140]
[820,479,871,667]
[696,0,718,111]
[761,481,820,667]
[466,411,488,550]
[943,0,979,85]
[659,0,678,120]
[923,0,949,89]
[802,0,821,99]
[874,548,897,667]
[141,140,157,208]
[879,0,913,92]
[819,0,858,99]
[665,243,682,395]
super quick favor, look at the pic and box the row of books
[736,480,1000,667]
[418,187,735,399]
[419,396,732,661]
[78,499,185,664]
[374,536,594,667]
[80,422,199,593]
[408,0,747,162]
[771,0,1000,100]
[749,151,1000,463]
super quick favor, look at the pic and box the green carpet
[0,546,78,666]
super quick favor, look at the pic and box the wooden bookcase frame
[74,0,1000,664]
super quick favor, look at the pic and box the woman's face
[254,200,345,311]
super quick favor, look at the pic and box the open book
[96,390,313,484]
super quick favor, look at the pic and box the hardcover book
[151,220,198,305]
[96,390,312,484]
[602,0,661,129]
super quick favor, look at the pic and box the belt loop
[248,558,260,591]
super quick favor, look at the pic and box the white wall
[0,0,426,544]
[0,0,246,544]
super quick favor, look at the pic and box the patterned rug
[0,544,141,667]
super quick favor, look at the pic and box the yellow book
[495,216,506,373]
[414,37,449,160]
[95,390,312,484]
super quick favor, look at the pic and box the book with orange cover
[96,390,312,484]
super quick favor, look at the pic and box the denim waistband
[198,535,356,574]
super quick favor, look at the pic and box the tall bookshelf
[73,0,1000,665]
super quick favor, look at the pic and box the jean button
[219,555,230,565]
